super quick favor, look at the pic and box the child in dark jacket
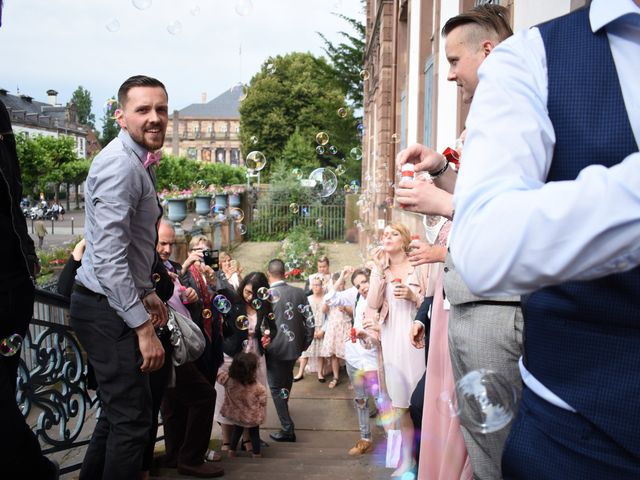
[219,351,267,457]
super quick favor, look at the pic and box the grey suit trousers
[444,255,524,480]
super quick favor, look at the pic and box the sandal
[328,378,340,389]
[220,442,231,452]
[205,449,222,462]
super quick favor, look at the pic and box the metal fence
[247,202,345,240]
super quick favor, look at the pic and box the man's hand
[410,322,425,349]
[396,143,445,174]
[143,292,168,328]
[408,240,447,266]
[135,320,165,372]
[395,176,454,217]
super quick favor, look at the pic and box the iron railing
[18,288,99,475]
[247,202,345,240]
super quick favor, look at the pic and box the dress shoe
[177,462,224,478]
[269,430,296,442]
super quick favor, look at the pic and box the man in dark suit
[265,259,314,442]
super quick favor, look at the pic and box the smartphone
[202,249,220,271]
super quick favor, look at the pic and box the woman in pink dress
[366,223,430,477]
[411,220,472,480]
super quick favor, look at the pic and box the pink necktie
[143,151,161,169]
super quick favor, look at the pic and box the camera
[202,249,220,271]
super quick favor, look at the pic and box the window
[219,123,228,133]
[230,149,240,166]
[215,148,226,164]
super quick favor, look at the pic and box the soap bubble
[202,308,212,319]
[289,203,300,214]
[350,147,363,160]
[357,123,364,135]
[391,133,400,144]
[315,218,323,228]
[257,287,270,300]
[343,184,352,193]
[455,369,517,434]
[329,145,338,155]
[229,207,245,223]
[292,168,303,180]
[167,20,182,35]
[285,302,293,310]
[0,334,23,357]
[236,315,250,330]
[238,224,247,235]
[279,388,290,399]
[309,168,338,198]
[279,324,290,333]
[436,390,459,418]
[335,165,346,176]
[105,18,121,32]
[286,331,296,342]
[235,0,253,16]
[242,339,249,349]
[246,151,266,171]
[267,312,276,321]
[251,298,263,310]
[132,0,152,9]
[249,135,258,145]
[349,180,360,194]
[315,131,329,146]
[316,145,325,155]
[337,107,348,118]
[359,70,370,80]
[305,317,315,328]
[266,289,281,304]
[284,310,294,321]
[214,294,232,314]
[152,273,161,283]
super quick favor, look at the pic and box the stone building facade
[164,86,243,167]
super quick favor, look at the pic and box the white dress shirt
[451,0,640,297]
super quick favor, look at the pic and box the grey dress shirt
[75,130,162,328]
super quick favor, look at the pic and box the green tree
[239,52,360,180]
[37,135,80,200]
[15,133,47,196]
[61,158,91,209]
[100,97,120,146]
[317,7,365,110]
[279,128,318,174]
[70,86,96,127]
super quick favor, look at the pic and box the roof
[177,85,243,119]
[0,88,87,135]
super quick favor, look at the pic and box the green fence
[247,202,345,241]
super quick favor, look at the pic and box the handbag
[166,306,206,366]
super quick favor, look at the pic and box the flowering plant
[158,187,193,200]
[191,181,216,197]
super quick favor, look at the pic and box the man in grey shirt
[71,75,168,480]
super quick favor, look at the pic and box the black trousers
[230,425,260,455]
[70,290,152,480]
[0,276,57,479]
[265,356,296,434]
[409,372,426,467]
[161,362,216,466]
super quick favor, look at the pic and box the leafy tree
[70,86,96,127]
[317,8,365,110]
[15,133,47,196]
[279,128,318,174]
[99,97,120,146]
[239,52,360,180]
[61,158,91,209]
[155,156,246,190]
[37,135,80,200]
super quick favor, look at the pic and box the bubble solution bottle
[398,163,415,208]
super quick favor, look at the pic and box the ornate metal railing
[17,287,100,475]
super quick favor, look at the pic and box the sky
[0,0,364,128]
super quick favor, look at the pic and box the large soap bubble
[308,168,338,198]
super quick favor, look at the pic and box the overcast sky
[1,0,364,128]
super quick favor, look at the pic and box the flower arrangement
[191,181,216,197]
[276,226,325,282]
[158,187,193,200]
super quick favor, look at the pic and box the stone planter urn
[194,195,212,216]
[214,194,228,209]
[228,193,242,207]
[166,198,188,233]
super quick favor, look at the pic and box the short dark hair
[317,256,329,265]
[229,352,258,386]
[268,259,285,279]
[442,4,512,43]
[351,267,371,285]
[117,75,168,108]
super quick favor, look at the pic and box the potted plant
[191,182,215,216]
[226,185,245,207]
[159,187,193,226]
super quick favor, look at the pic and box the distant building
[0,88,90,158]
[164,85,244,166]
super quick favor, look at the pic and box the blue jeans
[346,362,376,440]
